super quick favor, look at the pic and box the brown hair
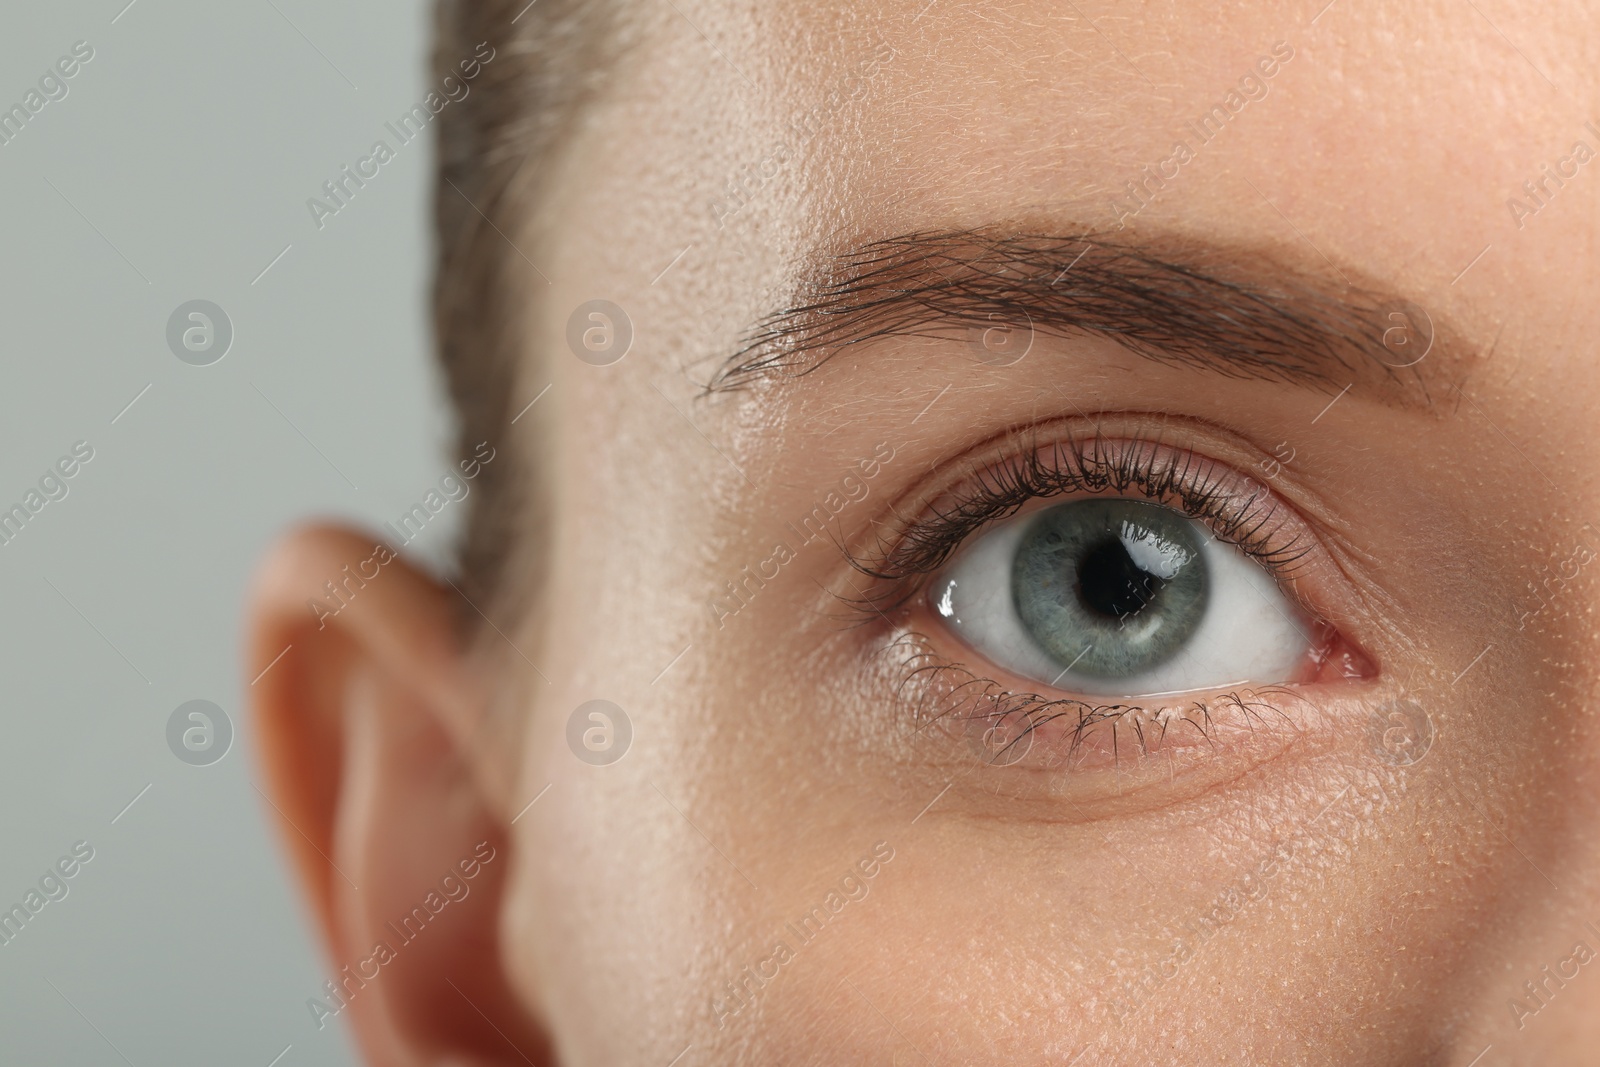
[430,0,626,635]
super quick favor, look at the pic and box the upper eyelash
[848,430,1314,608]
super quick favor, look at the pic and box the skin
[250,1,1600,1063]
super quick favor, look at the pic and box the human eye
[933,493,1310,698]
[853,422,1374,775]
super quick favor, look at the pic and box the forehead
[531,0,1600,443]
[565,1,1585,319]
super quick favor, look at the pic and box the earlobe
[247,524,551,1066]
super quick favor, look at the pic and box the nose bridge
[1512,528,1599,636]
[1454,903,1600,1059]
[1438,516,1600,1059]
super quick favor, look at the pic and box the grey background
[0,2,456,1063]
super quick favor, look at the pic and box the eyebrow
[708,229,1458,405]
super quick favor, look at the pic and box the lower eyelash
[888,632,1306,769]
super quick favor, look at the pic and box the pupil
[1076,538,1163,620]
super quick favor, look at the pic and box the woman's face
[261,1,1600,1063]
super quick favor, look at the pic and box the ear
[247,524,551,1066]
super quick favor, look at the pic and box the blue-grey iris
[1011,499,1209,678]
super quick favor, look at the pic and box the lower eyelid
[881,630,1337,788]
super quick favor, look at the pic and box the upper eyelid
[850,433,1314,590]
